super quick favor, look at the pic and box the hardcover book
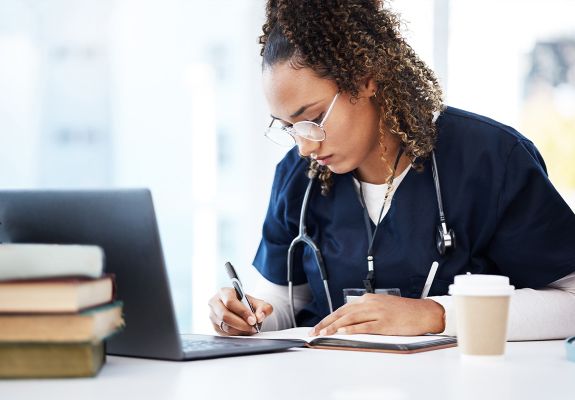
[0,244,104,281]
[0,302,124,342]
[0,341,105,378]
[0,275,115,313]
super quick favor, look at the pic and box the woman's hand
[208,288,273,336]
[309,294,445,336]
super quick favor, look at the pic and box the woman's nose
[295,136,321,158]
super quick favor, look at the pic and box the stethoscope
[286,150,455,327]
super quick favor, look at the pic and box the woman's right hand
[208,288,273,336]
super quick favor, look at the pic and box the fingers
[336,321,380,335]
[209,310,253,336]
[209,297,255,335]
[208,289,255,336]
[309,303,353,336]
[248,294,273,324]
[309,306,345,336]
[218,288,258,324]
[309,295,382,336]
[312,306,373,336]
[208,289,273,336]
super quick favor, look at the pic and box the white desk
[1,340,573,400]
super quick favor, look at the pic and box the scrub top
[253,106,575,327]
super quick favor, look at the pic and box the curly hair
[259,0,444,195]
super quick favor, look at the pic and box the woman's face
[263,62,382,176]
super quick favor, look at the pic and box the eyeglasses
[264,92,340,147]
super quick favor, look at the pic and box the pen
[420,261,439,299]
[224,261,261,333]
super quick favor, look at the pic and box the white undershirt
[251,167,575,340]
[352,164,412,224]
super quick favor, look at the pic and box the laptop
[0,189,302,360]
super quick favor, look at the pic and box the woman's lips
[316,155,332,166]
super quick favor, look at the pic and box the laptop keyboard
[180,335,258,352]
[178,334,303,359]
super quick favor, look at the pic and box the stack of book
[0,244,124,378]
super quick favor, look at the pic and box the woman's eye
[311,113,324,124]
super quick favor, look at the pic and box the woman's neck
[355,136,409,184]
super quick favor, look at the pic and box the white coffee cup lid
[449,274,515,296]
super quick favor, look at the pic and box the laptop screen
[0,189,185,359]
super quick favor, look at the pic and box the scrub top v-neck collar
[352,148,404,292]
[352,163,413,225]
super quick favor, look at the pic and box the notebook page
[250,327,447,344]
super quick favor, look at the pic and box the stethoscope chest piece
[431,150,456,256]
[436,223,456,256]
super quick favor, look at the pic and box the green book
[0,301,124,343]
[0,341,105,379]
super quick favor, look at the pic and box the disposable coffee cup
[449,274,514,360]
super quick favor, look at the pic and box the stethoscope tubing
[287,150,452,327]
[287,175,334,327]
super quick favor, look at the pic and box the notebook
[243,328,457,354]
[0,189,302,360]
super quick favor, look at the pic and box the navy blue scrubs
[253,107,575,327]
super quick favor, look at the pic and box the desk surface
[1,340,573,400]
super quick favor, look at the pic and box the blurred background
[0,0,573,333]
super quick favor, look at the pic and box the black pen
[224,261,261,333]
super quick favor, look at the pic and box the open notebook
[241,328,457,354]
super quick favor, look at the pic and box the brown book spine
[0,342,105,378]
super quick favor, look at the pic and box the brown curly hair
[259,0,444,195]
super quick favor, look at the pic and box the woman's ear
[358,76,377,98]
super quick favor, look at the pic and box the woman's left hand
[309,294,445,336]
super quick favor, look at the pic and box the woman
[209,0,575,339]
